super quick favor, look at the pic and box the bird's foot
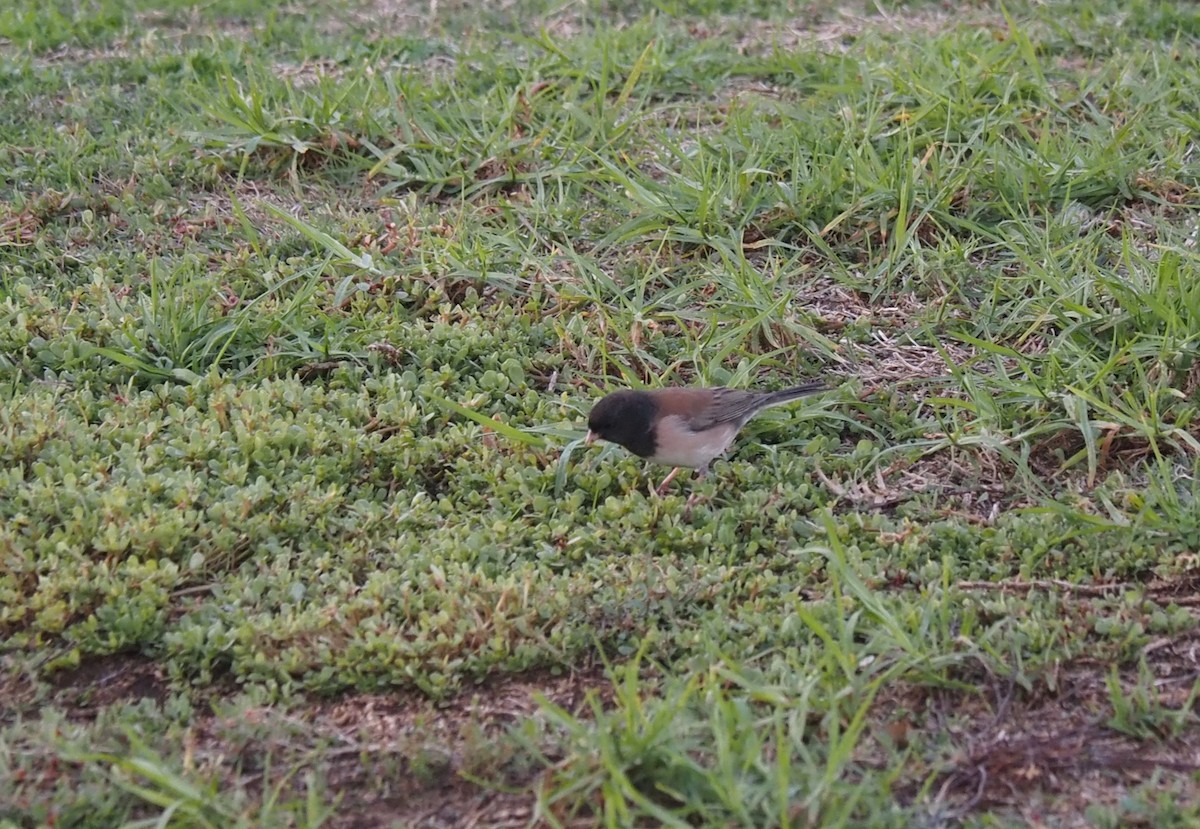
[653,467,682,497]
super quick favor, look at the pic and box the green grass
[3,0,1200,825]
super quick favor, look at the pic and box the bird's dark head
[586,390,658,458]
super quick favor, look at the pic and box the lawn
[2,0,1200,825]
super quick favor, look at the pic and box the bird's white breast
[650,416,738,468]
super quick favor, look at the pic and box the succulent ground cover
[2,0,1200,825]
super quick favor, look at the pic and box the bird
[585,381,826,498]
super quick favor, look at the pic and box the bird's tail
[760,381,827,408]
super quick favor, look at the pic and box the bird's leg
[653,466,683,497]
[682,466,710,519]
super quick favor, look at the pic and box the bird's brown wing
[652,387,767,432]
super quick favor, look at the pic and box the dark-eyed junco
[585,382,826,496]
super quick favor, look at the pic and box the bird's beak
[585,430,597,446]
